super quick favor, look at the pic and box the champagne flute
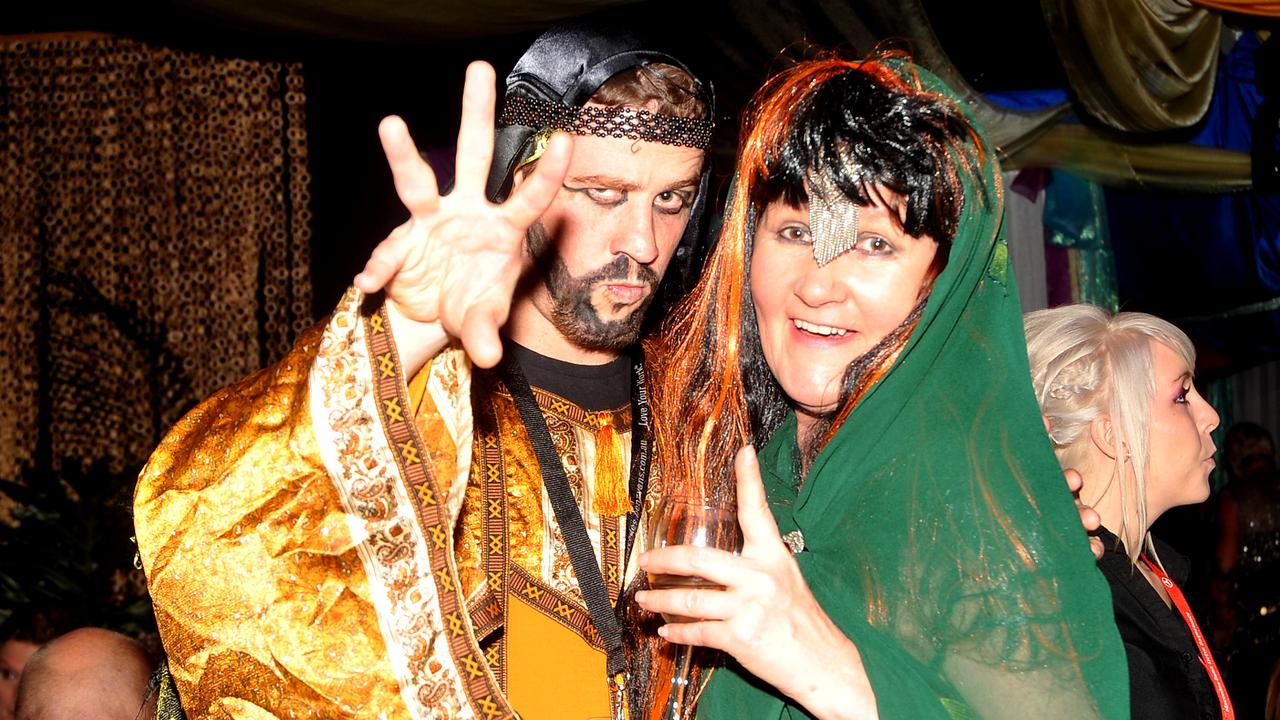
[645,497,742,720]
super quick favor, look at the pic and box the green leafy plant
[0,459,155,639]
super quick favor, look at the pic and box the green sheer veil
[695,61,1128,720]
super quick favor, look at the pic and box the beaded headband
[500,94,713,150]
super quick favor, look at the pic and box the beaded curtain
[0,34,313,481]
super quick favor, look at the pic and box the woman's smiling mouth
[793,318,850,337]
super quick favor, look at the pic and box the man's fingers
[380,116,441,215]
[354,227,414,293]
[503,132,573,229]
[453,61,498,196]
[734,447,787,555]
[459,305,506,369]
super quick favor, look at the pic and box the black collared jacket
[1096,526,1225,720]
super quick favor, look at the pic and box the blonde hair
[1024,304,1196,565]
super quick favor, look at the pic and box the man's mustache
[581,253,659,288]
[527,221,659,289]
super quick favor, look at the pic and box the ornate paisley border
[310,289,515,720]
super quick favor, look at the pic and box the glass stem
[663,644,695,720]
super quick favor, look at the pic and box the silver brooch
[781,530,806,554]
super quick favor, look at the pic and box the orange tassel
[593,420,632,517]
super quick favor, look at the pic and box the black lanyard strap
[624,347,652,577]
[499,348,651,705]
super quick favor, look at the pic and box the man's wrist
[383,298,449,378]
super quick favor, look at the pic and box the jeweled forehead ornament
[807,169,860,267]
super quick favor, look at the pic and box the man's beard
[528,221,660,352]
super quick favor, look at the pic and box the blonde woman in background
[1025,305,1232,720]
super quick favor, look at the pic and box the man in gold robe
[133,23,713,720]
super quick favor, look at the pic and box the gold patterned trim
[473,396,625,676]
[491,379,631,433]
[311,288,515,720]
[467,589,504,644]
[470,369,631,691]
[367,301,516,720]
[475,388,510,690]
[602,513,623,599]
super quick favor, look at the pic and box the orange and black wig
[653,53,985,502]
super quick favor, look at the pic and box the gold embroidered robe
[134,290,637,720]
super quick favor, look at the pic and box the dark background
[3,0,1070,317]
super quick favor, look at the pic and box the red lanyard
[1141,557,1234,720]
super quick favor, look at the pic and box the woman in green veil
[636,55,1129,719]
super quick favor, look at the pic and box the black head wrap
[487,20,717,302]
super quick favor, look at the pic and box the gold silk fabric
[136,289,500,718]
[135,322,404,712]
[1041,0,1222,132]
[1,33,311,481]
[134,321,407,718]
[136,288,637,719]
[1005,124,1253,192]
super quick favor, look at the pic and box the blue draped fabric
[1188,32,1262,152]
[1104,33,1280,368]
[984,89,1070,112]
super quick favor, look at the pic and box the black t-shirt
[507,342,631,412]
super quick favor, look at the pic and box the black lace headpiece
[486,21,717,303]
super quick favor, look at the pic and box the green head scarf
[695,61,1128,720]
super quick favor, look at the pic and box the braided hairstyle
[1024,304,1197,564]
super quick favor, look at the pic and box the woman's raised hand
[636,447,878,720]
[353,61,572,371]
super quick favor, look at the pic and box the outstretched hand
[353,61,573,370]
[636,447,877,720]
